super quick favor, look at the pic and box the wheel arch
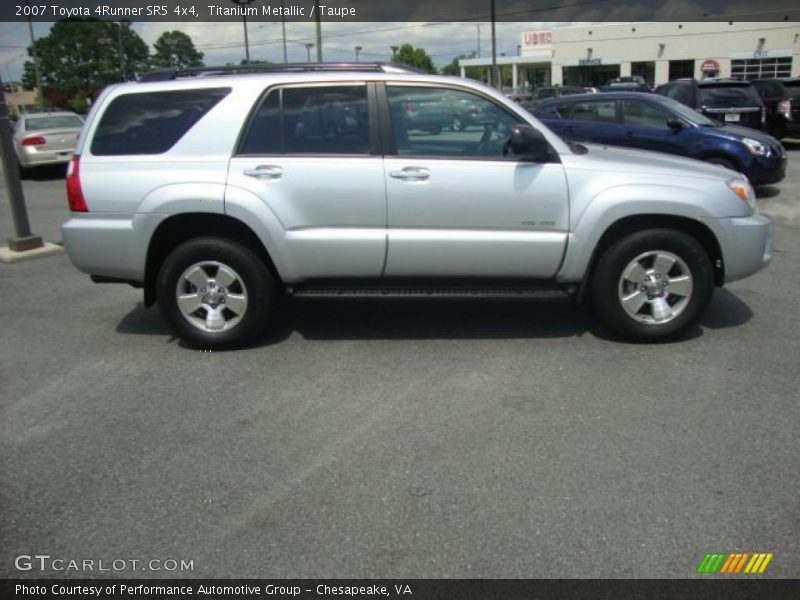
[143,213,281,307]
[575,214,724,303]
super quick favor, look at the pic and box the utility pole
[231,0,255,63]
[490,0,497,88]
[243,16,250,63]
[305,43,314,63]
[355,46,362,63]
[391,46,399,60]
[314,0,323,62]
[476,24,481,58]
[280,0,287,64]
[0,74,43,253]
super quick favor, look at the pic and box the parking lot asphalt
[1,145,799,579]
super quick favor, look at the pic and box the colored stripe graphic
[720,553,749,573]
[697,553,726,573]
[698,552,773,574]
[744,553,774,574]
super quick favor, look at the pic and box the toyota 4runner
[61,63,773,348]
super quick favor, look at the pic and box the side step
[290,280,575,300]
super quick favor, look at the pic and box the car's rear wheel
[157,237,276,349]
[590,229,713,342]
[451,115,464,131]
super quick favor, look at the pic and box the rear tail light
[778,99,791,120]
[66,155,88,212]
[21,136,46,146]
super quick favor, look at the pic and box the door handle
[389,167,430,181]
[244,165,283,179]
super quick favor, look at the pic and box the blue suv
[533,92,786,185]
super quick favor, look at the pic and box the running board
[290,281,575,300]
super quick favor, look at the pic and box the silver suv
[62,63,773,348]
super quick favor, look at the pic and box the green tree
[21,18,149,109]
[151,31,204,69]
[440,55,482,80]
[392,43,436,74]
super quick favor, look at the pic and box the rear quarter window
[90,88,231,156]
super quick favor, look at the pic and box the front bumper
[716,213,773,283]
[745,153,786,186]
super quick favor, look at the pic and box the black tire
[704,156,736,171]
[590,229,714,343]
[156,237,276,350]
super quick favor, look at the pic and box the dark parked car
[534,92,785,185]
[442,92,495,131]
[655,78,765,131]
[605,76,651,93]
[520,85,585,111]
[752,77,800,140]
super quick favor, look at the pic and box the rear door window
[91,88,230,155]
[558,100,617,123]
[238,84,369,155]
[621,100,672,129]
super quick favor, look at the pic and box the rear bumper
[61,213,164,282]
[18,147,75,168]
[783,121,800,137]
[715,213,773,283]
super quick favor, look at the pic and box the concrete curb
[0,242,65,263]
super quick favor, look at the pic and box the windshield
[698,85,761,108]
[651,96,719,126]
[25,115,83,131]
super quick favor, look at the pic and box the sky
[0,20,567,82]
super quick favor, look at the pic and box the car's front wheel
[157,237,276,349]
[590,229,714,342]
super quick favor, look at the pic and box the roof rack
[138,62,425,82]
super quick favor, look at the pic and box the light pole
[354,46,362,63]
[391,45,399,60]
[314,0,322,62]
[280,0,287,64]
[231,0,255,64]
[305,43,314,63]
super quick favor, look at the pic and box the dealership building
[458,22,800,88]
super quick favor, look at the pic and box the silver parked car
[13,110,84,174]
[61,63,773,348]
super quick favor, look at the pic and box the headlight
[742,138,771,157]
[727,177,756,210]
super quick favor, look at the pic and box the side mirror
[666,118,685,131]
[509,124,551,161]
